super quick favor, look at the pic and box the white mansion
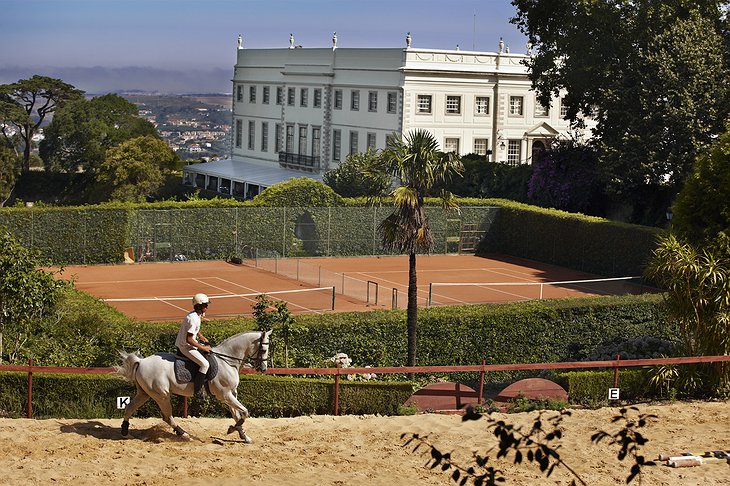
[183,34,593,199]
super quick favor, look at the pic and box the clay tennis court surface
[58,254,647,321]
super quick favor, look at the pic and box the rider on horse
[175,293,212,399]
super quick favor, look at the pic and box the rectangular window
[560,98,568,118]
[350,90,360,111]
[285,124,294,152]
[334,89,343,109]
[275,123,282,152]
[276,87,284,105]
[249,86,256,103]
[236,86,242,102]
[312,127,321,158]
[444,138,459,154]
[261,122,268,152]
[535,99,549,117]
[207,176,218,192]
[509,96,524,116]
[332,129,341,161]
[474,138,488,156]
[387,92,397,113]
[367,132,376,150]
[298,126,307,155]
[368,91,377,112]
[475,96,490,115]
[313,88,322,108]
[233,181,245,197]
[220,178,231,195]
[287,87,295,106]
[507,140,521,166]
[235,119,242,148]
[300,88,308,107]
[248,121,255,150]
[349,131,359,154]
[417,94,432,114]
[446,95,461,115]
[262,86,270,104]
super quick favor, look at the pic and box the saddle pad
[174,353,218,384]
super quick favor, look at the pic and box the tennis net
[428,276,650,306]
[104,286,336,320]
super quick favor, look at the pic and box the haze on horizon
[2,0,527,93]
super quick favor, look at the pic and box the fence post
[334,363,340,416]
[478,359,486,406]
[27,357,33,419]
[183,396,188,418]
[613,354,621,388]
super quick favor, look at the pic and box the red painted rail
[1,355,729,418]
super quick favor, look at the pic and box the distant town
[120,93,232,161]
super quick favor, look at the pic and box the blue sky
[3,0,527,69]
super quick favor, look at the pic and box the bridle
[212,331,269,371]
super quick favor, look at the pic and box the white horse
[116,330,271,442]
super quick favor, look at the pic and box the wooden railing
[2,355,729,418]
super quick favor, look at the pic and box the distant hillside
[0,65,233,95]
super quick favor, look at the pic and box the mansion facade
[183,35,593,199]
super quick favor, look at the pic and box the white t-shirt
[176,311,201,351]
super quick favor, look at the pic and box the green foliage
[252,177,344,207]
[323,149,392,198]
[0,228,68,363]
[39,93,157,174]
[252,295,306,368]
[672,125,730,245]
[479,199,661,276]
[0,372,413,418]
[0,145,20,206]
[646,233,730,396]
[0,75,84,171]
[512,1,730,219]
[437,153,532,201]
[558,370,649,407]
[96,135,180,202]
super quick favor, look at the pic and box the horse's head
[252,330,272,372]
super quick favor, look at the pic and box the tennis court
[60,254,651,322]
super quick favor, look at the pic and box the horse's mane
[217,330,262,347]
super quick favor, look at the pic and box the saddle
[174,351,219,384]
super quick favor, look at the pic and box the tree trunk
[407,252,418,371]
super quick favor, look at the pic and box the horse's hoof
[227,425,236,435]
[121,420,129,437]
[240,433,253,444]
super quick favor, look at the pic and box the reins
[211,331,269,371]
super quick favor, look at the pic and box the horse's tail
[115,350,142,383]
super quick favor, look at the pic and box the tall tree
[511,1,730,218]
[96,135,180,202]
[39,93,156,174]
[672,125,730,245]
[0,146,20,206]
[0,76,84,171]
[378,130,463,368]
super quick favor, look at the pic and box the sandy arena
[1,401,728,485]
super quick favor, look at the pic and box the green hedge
[557,369,650,406]
[473,198,661,276]
[0,199,658,276]
[0,373,413,419]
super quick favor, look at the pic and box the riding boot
[193,371,207,399]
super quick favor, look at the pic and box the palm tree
[377,129,463,368]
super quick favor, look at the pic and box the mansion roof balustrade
[278,152,321,172]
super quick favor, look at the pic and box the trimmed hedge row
[557,369,650,405]
[0,198,659,276]
[0,373,414,419]
[474,199,661,276]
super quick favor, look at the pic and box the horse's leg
[121,387,150,437]
[153,394,189,439]
[218,390,252,443]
